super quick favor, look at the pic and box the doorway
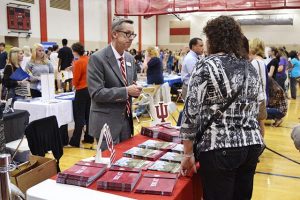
[4,36,19,48]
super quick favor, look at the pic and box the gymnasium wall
[0,0,299,51]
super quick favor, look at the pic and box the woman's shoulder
[251,58,265,66]
[151,56,160,62]
[197,54,228,68]
[75,57,88,66]
[292,57,300,63]
[148,56,160,64]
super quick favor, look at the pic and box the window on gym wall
[50,0,70,11]
[15,0,34,4]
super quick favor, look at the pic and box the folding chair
[132,86,161,123]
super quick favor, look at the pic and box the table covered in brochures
[26,134,203,200]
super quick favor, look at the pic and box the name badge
[126,62,132,67]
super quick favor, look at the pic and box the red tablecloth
[62,134,203,200]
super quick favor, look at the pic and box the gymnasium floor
[57,99,300,200]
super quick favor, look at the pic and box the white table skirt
[26,179,136,200]
[14,99,73,127]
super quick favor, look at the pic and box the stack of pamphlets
[56,161,107,187]
[123,147,165,161]
[135,173,178,196]
[97,166,142,192]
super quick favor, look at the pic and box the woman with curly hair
[179,16,264,200]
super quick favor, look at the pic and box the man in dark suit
[88,18,142,149]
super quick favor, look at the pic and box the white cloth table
[26,179,136,200]
[14,99,73,127]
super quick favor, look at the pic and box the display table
[14,99,73,145]
[13,99,73,127]
[3,109,29,143]
[27,179,136,200]
[26,135,202,200]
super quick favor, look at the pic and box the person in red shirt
[69,42,94,147]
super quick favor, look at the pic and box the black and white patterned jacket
[180,54,264,152]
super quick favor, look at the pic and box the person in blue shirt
[181,38,204,99]
[289,50,300,99]
[0,43,8,73]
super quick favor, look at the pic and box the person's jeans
[267,108,285,120]
[198,145,264,200]
[290,77,297,99]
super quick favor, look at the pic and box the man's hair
[112,18,134,32]
[0,42,5,47]
[52,44,59,51]
[71,42,85,56]
[62,39,68,46]
[189,38,202,50]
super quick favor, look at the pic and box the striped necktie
[119,57,131,116]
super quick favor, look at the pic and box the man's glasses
[116,30,137,39]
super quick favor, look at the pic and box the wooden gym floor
[55,98,300,200]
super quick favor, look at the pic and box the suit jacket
[87,45,137,140]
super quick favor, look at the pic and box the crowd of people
[1,15,300,200]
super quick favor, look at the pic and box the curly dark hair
[71,42,85,56]
[203,15,247,58]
